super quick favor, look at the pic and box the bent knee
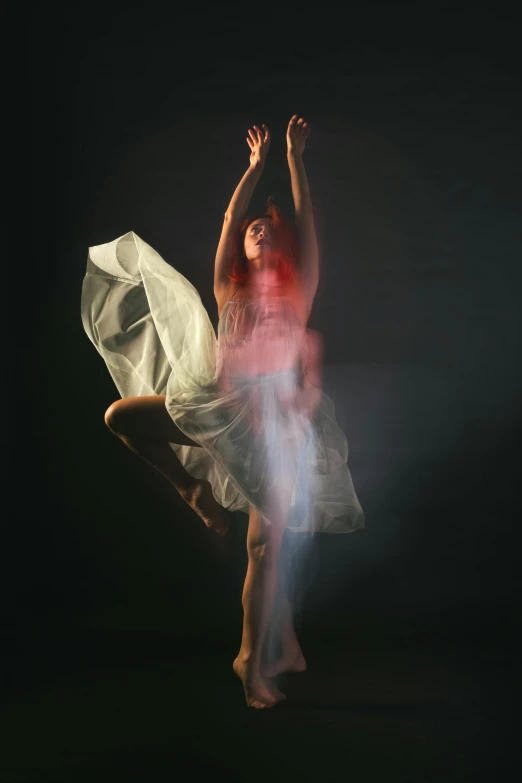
[104,400,126,435]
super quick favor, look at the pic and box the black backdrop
[11,5,522,781]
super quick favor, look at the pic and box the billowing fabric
[81,231,364,533]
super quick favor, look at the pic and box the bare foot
[233,657,286,709]
[183,479,230,535]
[266,679,287,702]
[264,650,307,678]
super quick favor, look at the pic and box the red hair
[227,201,298,285]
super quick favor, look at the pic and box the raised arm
[213,124,270,297]
[286,115,319,313]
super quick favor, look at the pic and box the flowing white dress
[81,231,364,534]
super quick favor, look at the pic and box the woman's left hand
[286,115,310,158]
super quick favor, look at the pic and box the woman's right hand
[246,124,270,171]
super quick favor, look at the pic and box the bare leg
[233,500,290,708]
[105,396,229,535]
[264,586,307,677]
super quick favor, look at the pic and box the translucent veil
[81,231,365,537]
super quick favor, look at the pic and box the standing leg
[264,585,307,677]
[105,396,229,535]
[233,499,289,708]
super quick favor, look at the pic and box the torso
[216,276,310,327]
[215,278,309,379]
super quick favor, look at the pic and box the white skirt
[81,231,365,534]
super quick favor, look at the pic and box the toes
[249,697,271,709]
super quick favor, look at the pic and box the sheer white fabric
[81,231,364,533]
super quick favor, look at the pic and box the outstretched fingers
[247,124,270,147]
[246,122,270,167]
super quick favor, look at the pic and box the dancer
[82,115,364,709]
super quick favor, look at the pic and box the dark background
[7,5,521,781]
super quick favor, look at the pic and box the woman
[82,115,364,709]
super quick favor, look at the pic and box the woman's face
[243,218,275,267]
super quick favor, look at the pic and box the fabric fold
[81,231,365,533]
